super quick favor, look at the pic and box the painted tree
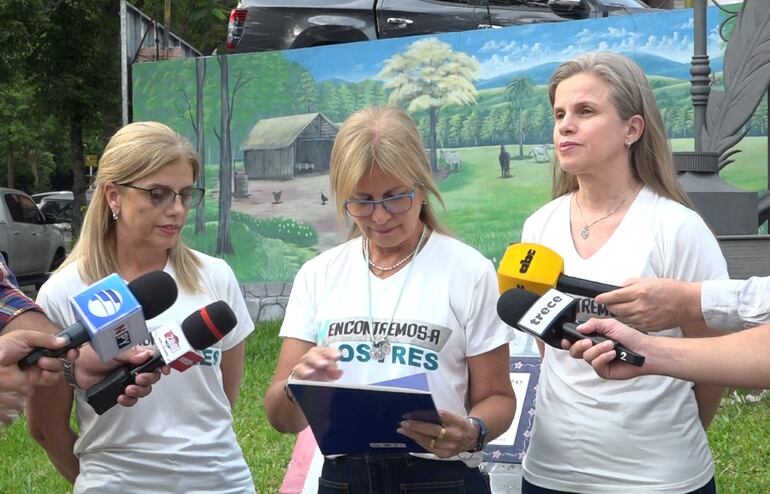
[194,57,207,234]
[213,54,247,256]
[463,110,481,146]
[379,38,478,172]
[506,77,536,157]
[293,71,318,113]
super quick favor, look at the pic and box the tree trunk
[518,116,525,158]
[70,110,88,240]
[195,56,206,235]
[27,150,39,190]
[216,55,234,255]
[429,106,438,173]
[6,141,14,189]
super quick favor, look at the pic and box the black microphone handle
[556,275,619,298]
[18,322,91,370]
[561,322,645,367]
[85,351,164,415]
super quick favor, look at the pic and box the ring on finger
[436,426,446,441]
[430,438,437,449]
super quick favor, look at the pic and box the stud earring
[112,210,119,221]
[421,200,428,206]
[625,140,631,147]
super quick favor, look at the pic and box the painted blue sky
[284,6,725,84]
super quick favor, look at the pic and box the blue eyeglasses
[344,191,416,218]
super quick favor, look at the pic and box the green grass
[1,324,769,491]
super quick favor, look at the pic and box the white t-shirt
[280,232,515,466]
[702,276,770,330]
[521,187,728,493]
[36,251,256,494]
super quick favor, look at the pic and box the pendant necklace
[574,190,634,240]
[364,225,427,361]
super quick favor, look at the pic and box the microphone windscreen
[497,288,540,327]
[127,271,178,319]
[182,301,237,349]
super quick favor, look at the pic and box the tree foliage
[0,0,121,237]
[379,38,479,171]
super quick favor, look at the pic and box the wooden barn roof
[241,112,336,150]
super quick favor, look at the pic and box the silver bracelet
[61,359,80,389]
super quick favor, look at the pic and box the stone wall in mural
[132,6,767,305]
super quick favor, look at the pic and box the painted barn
[241,113,338,180]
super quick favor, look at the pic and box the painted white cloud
[676,17,694,31]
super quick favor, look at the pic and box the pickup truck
[0,188,66,288]
[227,0,654,53]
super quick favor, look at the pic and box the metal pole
[690,0,710,152]
[120,0,128,126]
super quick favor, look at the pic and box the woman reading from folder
[264,106,516,493]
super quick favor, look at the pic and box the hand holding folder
[288,378,441,456]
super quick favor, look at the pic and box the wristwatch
[467,416,488,453]
[61,359,80,389]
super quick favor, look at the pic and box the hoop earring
[112,210,119,221]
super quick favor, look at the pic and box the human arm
[220,341,245,409]
[0,330,76,425]
[682,320,729,428]
[595,278,704,332]
[263,337,342,433]
[26,379,79,484]
[569,318,770,388]
[397,344,516,459]
[701,277,770,330]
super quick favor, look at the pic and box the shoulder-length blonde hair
[329,106,449,237]
[548,51,693,207]
[62,121,203,292]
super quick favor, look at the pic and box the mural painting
[132,5,767,289]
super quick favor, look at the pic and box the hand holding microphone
[0,331,78,426]
[497,287,645,367]
[19,270,178,369]
[85,301,238,415]
[565,318,651,380]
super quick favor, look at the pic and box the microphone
[497,287,645,367]
[498,242,619,297]
[84,300,237,415]
[19,271,177,369]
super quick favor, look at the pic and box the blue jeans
[318,453,491,494]
[521,476,717,494]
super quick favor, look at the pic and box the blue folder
[288,379,441,456]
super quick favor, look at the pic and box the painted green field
[436,136,768,265]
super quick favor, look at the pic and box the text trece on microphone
[497,287,645,367]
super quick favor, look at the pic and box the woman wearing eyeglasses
[264,106,516,493]
[27,122,256,493]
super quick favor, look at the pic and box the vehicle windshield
[39,199,73,223]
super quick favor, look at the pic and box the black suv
[227,0,654,54]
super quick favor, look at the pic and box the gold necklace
[574,190,634,240]
[364,225,427,277]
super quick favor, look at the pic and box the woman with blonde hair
[27,121,256,493]
[519,52,727,493]
[264,106,516,493]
